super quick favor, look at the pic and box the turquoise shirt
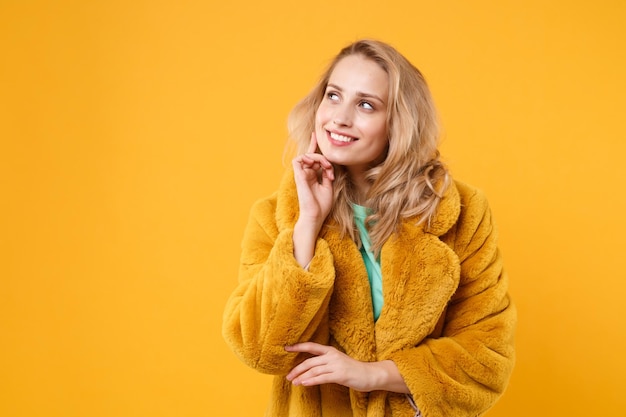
[352,204,383,321]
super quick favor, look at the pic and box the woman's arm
[222,197,336,375]
[223,134,336,375]
[291,133,335,267]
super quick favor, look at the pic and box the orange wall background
[2,1,625,416]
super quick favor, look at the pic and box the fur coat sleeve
[222,192,338,374]
[222,171,516,417]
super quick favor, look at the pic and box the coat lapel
[375,223,460,358]
[374,182,462,357]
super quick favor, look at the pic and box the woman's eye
[360,101,374,110]
[327,92,339,101]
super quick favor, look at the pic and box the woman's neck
[348,168,370,205]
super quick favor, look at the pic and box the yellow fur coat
[223,170,516,417]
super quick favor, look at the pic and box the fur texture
[223,170,516,417]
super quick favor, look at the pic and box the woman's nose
[333,105,353,127]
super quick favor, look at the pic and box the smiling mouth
[329,131,357,143]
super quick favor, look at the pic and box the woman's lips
[327,130,358,145]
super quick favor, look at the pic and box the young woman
[222,39,516,417]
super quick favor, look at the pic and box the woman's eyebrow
[327,83,385,104]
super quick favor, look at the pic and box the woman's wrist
[368,360,410,394]
[293,219,322,268]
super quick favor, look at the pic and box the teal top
[352,204,383,321]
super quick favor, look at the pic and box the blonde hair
[287,39,450,255]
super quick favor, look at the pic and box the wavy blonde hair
[287,39,450,255]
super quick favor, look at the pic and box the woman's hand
[291,133,334,267]
[292,133,334,227]
[284,342,410,394]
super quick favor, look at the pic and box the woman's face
[315,54,389,178]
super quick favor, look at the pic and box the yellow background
[2,0,625,416]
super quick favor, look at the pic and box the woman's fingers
[299,132,334,178]
[301,153,329,167]
[293,154,334,182]
[284,343,334,381]
[307,132,318,154]
[292,132,334,182]
[284,343,370,390]
[285,355,328,383]
[285,342,329,356]
[284,343,330,378]
[285,344,334,385]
